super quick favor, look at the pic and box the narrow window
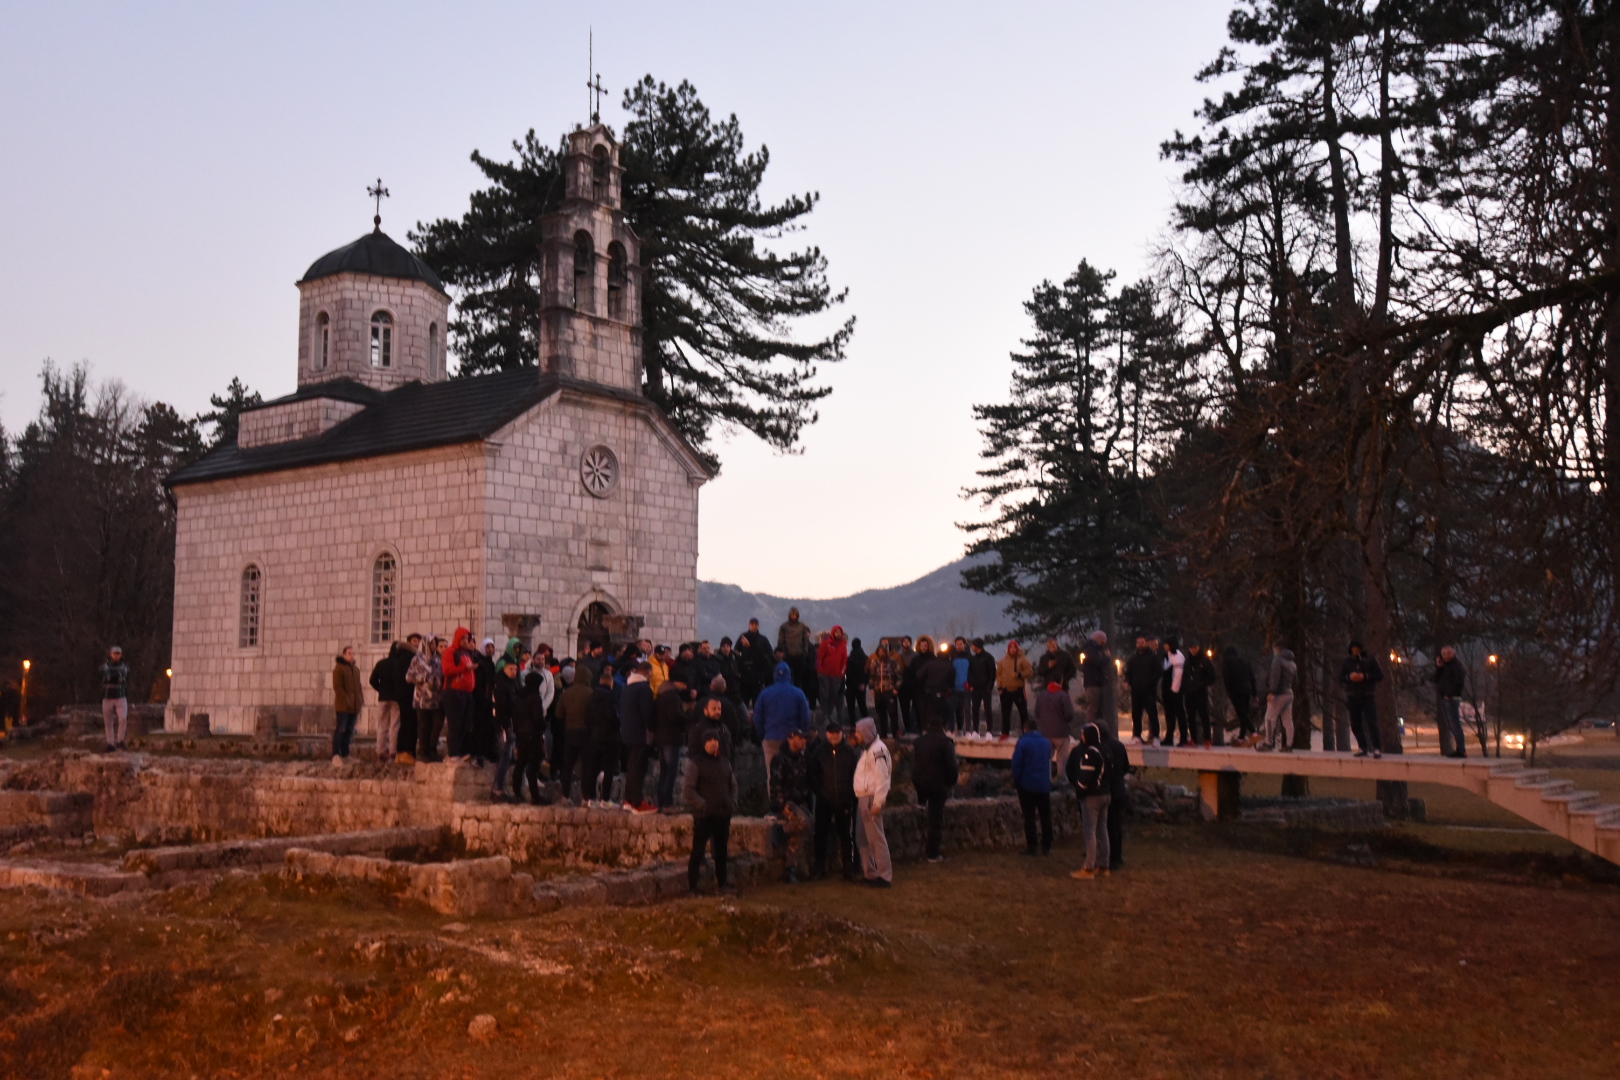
[607,243,627,319]
[239,565,261,648]
[370,311,393,368]
[370,554,397,645]
[592,146,609,201]
[573,232,594,312]
[316,312,330,369]
[428,322,439,373]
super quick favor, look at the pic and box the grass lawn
[4,822,1618,1079]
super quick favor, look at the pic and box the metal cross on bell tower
[367,178,390,231]
[586,29,607,125]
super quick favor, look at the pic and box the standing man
[408,635,444,762]
[1010,718,1053,856]
[807,722,858,880]
[1035,680,1077,778]
[1160,637,1189,748]
[844,637,870,723]
[754,661,811,789]
[1261,645,1298,752]
[897,636,918,734]
[1066,722,1111,880]
[620,661,656,812]
[440,628,478,762]
[1435,645,1469,758]
[1183,642,1217,747]
[1035,638,1078,703]
[912,712,959,863]
[654,676,690,810]
[1340,641,1385,758]
[816,625,850,730]
[769,726,814,882]
[996,641,1034,738]
[582,665,621,806]
[370,637,417,764]
[98,645,130,752]
[1223,646,1258,745]
[1125,637,1161,745]
[737,618,773,707]
[777,607,814,694]
[967,638,996,734]
[851,717,893,887]
[867,642,900,738]
[1079,631,1113,732]
[1101,715,1130,871]
[331,645,363,766]
[684,725,738,895]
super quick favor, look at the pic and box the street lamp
[19,659,30,726]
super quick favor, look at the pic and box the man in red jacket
[816,625,850,731]
[440,627,479,762]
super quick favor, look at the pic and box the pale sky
[0,1,1229,598]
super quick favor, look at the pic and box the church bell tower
[538,126,643,392]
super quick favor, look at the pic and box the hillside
[696,554,1017,647]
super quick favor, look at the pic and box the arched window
[370,554,397,645]
[591,146,609,201]
[239,565,262,648]
[572,231,595,312]
[370,311,393,368]
[427,322,440,374]
[607,242,628,319]
[315,312,330,370]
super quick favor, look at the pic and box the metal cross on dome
[367,178,390,230]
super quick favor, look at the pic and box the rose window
[581,445,620,497]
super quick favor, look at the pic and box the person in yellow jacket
[995,641,1035,737]
[649,645,671,695]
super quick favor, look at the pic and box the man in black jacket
[769,727,813,882]
[1222,646,1258,743]
[1183,643,1218,747]
[684,727,738,894]
[653,679,689,810]
[1080,631,1114,731]
[714,638,744,709]
[1035,638,1078,698]
[1101,721,1130,871]
[1065,722,1111,880]
[619,663,657,812]
[967,639,997,734]
[1340,641,1385,758]
[806,724,858,880]
[1125,638,1162,745]
[582,666,620,806]
[1434,646,1469,758]
[737,619,774,707]
[912,715,960,862]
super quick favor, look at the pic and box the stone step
[1516,779,1575,796]
[1569,803,1620,824]
[1541,790,1603,811]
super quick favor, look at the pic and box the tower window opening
[370,310,393,368]
[428,322,440,374]
[370,553,397,644]
[239,565,262,648]
[316,311,330,369]
[607,243,627,319]
[592,146,609,200]
[573,232,595,312]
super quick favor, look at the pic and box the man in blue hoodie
[1009,718,1053,856]
[754,661,810,793]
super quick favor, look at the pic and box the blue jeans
[1439,696,1466,757]
[332,712,357,757]
[657,743,682,809]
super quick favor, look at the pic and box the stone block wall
[297,271,449,391]
[238,397,367,448]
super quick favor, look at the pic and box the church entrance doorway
[576,601,645,663]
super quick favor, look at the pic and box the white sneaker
[1130,736,1143,745]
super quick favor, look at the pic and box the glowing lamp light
[1079,653,1087,663]
[165,668,173,678]
[1488,655,1498,665]
[22,660,30,671]
[1207,649,1215,658]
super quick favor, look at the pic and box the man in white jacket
[852,717,893,887]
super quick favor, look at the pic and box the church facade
[166,125,710,736]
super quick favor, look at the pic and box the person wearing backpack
[1066,722,1111,880]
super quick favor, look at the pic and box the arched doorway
[576,601,613,659]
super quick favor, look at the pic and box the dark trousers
[999,689,1029,735]
[814,798,856,876]
[951,690,969,732]
[561,737,585,799]
[1439,696,1466,756]
[332,712,357,757]
[872,692,898,737]
[741,676,762,709]
[548,714,566,777]
[416,708,443,761]
[1107,789,1125,869]
[1130,694,1159,741]
[970,688,993,731]
[623,741,649,807]
[898,688,916,734]
[1230,693,1253,737]
[1186,694,1211,743]
[918,787,948,858]
[689,815,732,890]
[442,690,473,758]
[845,682,869,720]
[581,740,618,801]
[1017,788,1052,853]
[1348,697,1382,753]
[1162,689,1188,744]
[923,691,952,732]
[472,699,494,762]
[514,733,545,801]
[657,743,682,809]
[396,701,418,758]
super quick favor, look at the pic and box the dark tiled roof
[299,229,448,294]
[168,368,552,486]
[243,377,385,412]
[167,371,715,487]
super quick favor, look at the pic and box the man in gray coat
[1259,646,1297,752]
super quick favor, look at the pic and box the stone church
[165,125,711,736]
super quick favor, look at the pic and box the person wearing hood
[996,641,1035,737]
[1124,637,1162,745]
[754,661,811,790]
[490,655,521,799]
[1065,722,1111,879]
[1223,646,1258,743]
[331,645,363,766]
[843,636,870,723]
[511,670,550,803]
[1010,718,1053,856]
[807,722,859,880]
[1261,645,1298,752]
[440,628,478,761]
[912,712,960,862]
[407,635,446,762]
[1340,641,1384,758]
[851,717,893,887]
[620,662,657,813]
[1035,680,1077,779]
[777,607,815,693]
[816,625,851,729]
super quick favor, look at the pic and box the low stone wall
[1240,797,1388,832]
[0,790,93,837]
[283,850,536,918]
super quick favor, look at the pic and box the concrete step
[1569,803,1620,824]
[1541,790,1603,811]
[1517,779,1575,796]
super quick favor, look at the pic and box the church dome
[299,229,447,294]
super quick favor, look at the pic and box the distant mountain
[697,554,1017,647]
